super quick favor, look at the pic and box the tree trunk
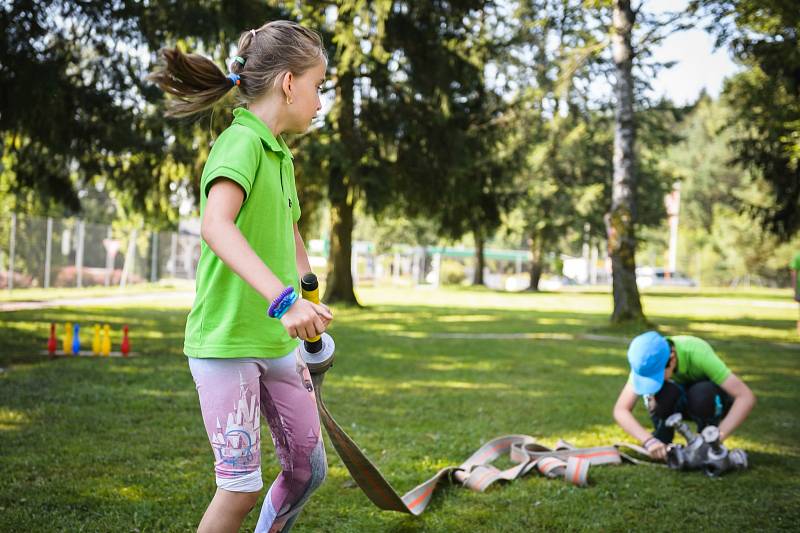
[528,230,544,291]
[323,69,359,305]
[473,229,485,286]
[324,188,359,304]
[607,0,645,323]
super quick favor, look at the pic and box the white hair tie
[250,29,257,38]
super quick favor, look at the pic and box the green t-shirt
[184,108,301,358]
[791,252,800,295]
[667,335,731,386]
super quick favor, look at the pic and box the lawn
[0,286,798,531]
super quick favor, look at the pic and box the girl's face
[286,58,326,133]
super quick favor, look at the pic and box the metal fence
[0,214,201,290]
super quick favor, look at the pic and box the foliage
[694,0,800,239]
[650,95,800,286]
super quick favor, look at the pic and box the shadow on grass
[0,296,798,530]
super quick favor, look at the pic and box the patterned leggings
[188,350,327,532]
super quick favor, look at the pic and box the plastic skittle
[102,324,112,356]
[92,324,101,356]
[64,322,73,356]
[121,325,130,357]
[72,323,81,356]
[47,323,57,357]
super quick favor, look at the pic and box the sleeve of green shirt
[694,339,731,385]
[201,127,261,202]
[791,252,800,271]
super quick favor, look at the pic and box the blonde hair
[148,20,326,117]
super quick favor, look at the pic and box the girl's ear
[281,71,294,101]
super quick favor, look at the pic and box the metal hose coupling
[701,426,748,477]
[665,413,709,470]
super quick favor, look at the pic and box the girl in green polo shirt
[150,21,332,533]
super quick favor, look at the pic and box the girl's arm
[294,223,312,278]
[294,223,332,328]
[201,179,331,339]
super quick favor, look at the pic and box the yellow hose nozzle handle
[301,273,323,349]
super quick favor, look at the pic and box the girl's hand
[280,298,333,340]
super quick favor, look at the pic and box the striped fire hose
[300,274,657,515]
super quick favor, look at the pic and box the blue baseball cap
[627,331,671,395]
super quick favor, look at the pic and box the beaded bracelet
[268,287,295,318]
[642,436,659,449]
[273,291,299,319]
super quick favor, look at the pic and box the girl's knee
[289,438,327,500]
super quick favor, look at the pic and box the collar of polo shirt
[232,107,294,160]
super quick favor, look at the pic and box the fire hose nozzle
[300,273,335,374]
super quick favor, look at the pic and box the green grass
[0,286,798,531]
[0,280,193,303]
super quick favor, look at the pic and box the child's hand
[645,439,668,461]
[280,299,333,340]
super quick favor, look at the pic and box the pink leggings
[188,350,326,532]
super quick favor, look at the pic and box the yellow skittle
[64,322,73,356]
[92,324,101,356]
[102,324,112,357]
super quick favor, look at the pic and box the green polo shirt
[791,252,800,295]
[184,108,301,358]
[667,335,731,386]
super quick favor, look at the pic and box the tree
[0,0,286,225]
[604,0,646,321]
[661,94,798,286]
[694,0,800,239]
[504,0,611,291]
[289,1,394,305]
[376,1,516,287]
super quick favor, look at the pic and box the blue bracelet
[268,287,295,318]
[273,291,298,319]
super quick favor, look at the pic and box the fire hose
[298,274,659,514]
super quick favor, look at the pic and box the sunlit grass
[0,285,798,531]
[0,280,192,302]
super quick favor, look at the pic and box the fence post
[432,252,442,287]
[75,219,85,288]
[44,217,53,288]
[104,226,112,287]
[120,228,138,288]
[150,230,158,283]
[7,213,16,291]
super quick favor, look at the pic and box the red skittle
[47,323,57,358]
[121,325,130,357]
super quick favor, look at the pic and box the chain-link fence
[0,214,201,290]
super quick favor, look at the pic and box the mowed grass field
[0,285,798,532]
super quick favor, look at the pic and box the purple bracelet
[268,287,295,318]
